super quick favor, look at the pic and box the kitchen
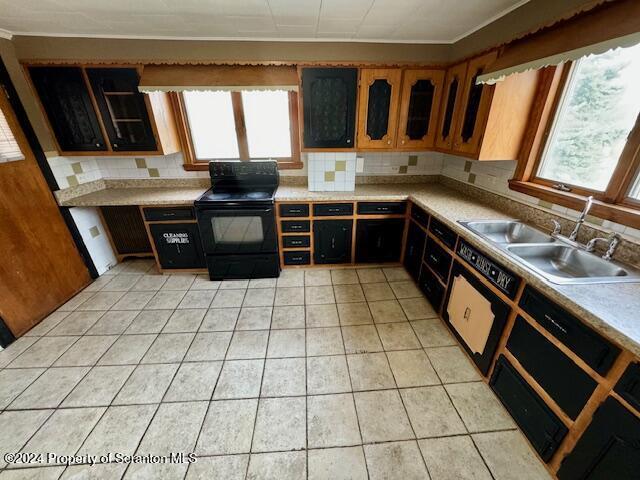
[0,0,639,478]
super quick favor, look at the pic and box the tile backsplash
[307,152,356,191]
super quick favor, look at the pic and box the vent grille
[101,206,152,255]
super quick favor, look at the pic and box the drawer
[490,355,568,462]
[418,266,445,312]
[313,203,353,216]
[357,201,406,215]
[143,207,195,222]
[614,362,640,413]
[282,235,310,249]
[281,220,310,233]
[411,205,430,229]
[429,217,457,250]
[519,286,620,376]
[283,251,310,265]
[507,316,597,420]
[279,203,309,217]
[424,237,452,282]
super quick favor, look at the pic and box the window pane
[183,91,239,159]
[538,44,640,191]
[242,90,292,158]
[630,172,640,200]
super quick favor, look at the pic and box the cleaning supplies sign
[163,232,190,244]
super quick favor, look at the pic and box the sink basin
[462,220,554,244]
[505,244,640,284]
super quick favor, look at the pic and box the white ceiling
[0,0,529,43]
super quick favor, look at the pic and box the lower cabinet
[149,223,205,270]
[403,221,426,280]
[558,397,640,480]
[418,266,445,312]
[355,218,405,263]
[313,220,353,264]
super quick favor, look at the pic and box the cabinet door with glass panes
[86,68,157,152]
[396,69,445,150]
[356,69,402,149]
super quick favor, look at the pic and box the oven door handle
[201,208,273,215]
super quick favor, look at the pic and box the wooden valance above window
[138,64,298,93]
[477,0,640,84]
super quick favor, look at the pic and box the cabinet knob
[346,139,351,144]
[387,140,392,145]
[95,143,101,147]
[113,143,118,148]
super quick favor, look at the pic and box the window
[175,90,300,169]
[0,106,24,163]
[511,43,640,228]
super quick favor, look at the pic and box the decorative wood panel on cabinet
[396,69,445,149]
[435,62,467,151]
[301,67,358,149]
[356,69,402,149]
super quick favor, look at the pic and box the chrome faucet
[585,233,621,261]
[569,195,593,241]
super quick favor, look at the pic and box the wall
[69,207,117,275]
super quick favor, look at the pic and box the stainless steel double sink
[459,220,640,284]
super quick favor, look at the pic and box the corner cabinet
[27,65,180,156]
[356,69,403,149]
[300,67,358,149]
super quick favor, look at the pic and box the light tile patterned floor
[0,260,551,479]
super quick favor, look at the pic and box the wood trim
[230,91,249,160]
[435,62,467,150]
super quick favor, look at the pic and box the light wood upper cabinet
[435,62,467,151]
[356,69,402,149]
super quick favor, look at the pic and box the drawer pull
[464,307,471,320]
[289,209,302,213]
[545,314,568,334]
[377,207,389,212]
[328,208,341,212]
[291,240,302,245]
[290,225,301,230]
[429,254,439,263]
[292,256,303,261]
[433,227,444,236]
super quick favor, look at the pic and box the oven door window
[212,216,264,244]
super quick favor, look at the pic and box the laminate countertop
[60,182,640,357]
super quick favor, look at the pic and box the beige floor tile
[242,288,275,307]
[364,441,429,480]
[330,269,359,285]
[0,337,38,369]
[267,329,305,358]
[0,368,45,409]
[48,310,105,336]
[446,382,515,433]
[25,311,69,337]
[389,280,422,299]
[141,333,194,363]
[308,393,361,448]
[354,390,414,443]
[177,289,216,309]
[164,361,222,401]
[246,451,306,480]
[77,291,124,311]
[347,353,395,391]
[8,336,79,368]
[200,308,239,331]
[271,305,306,329]
[252,397,306,452]
[190,275,220,290]
[144,290,187,310]
[163,309,207,333]
[368,300,407,323]
[185,455,249,480]
[399,297,438,320]
[62,464,126,479]
[387,350,440,388]
[306,327,345,356]
[124,462,187,479]
[472,430,552,480]
[305,285,336,305]
[362,282,395,301]
[113,363,178,405]
[274,287,305,306]
[98,334,157,365]
[337,302,373,326]
[213,359,264,399]
[53,335,117,367]
[305,269,332,286]
[426,346,481,383]
[86,310,138,335]
[248,278,277,288]
[196,398,258,454]
[334,284,365,303]
[110,291,155,310]
[308,446,368,480]
[132,274,168,291]
[137,401,208,455]
[376,322,421,350]
[124,310,172,334]
[306,303,339,327]
[418,435,492,480]
[236,307,273,330]
[276,269,305,288]
[0,410,52,469]
[412,319,456,347]
[101,274,142,291]
[184,332,232,362]
[261,358,306,397]
[8,366,89,410]
[82,274,115,292]
[161,274,196,290]
[342,325,383,354]
[401,386,467,438]
[307,355,352,395]
[382,267,411,282]
[226,331,269,360]
[58,291,96,311]
[220,279,250,290]
[62,365,135,407]
[211,289,246,308]
[356,268,386,283]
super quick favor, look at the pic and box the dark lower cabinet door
[149,223,204,269]
[558,397,640,480]
[355,219,405,263]
[313,220,353,264]
[302,68,357,148]
[404,222,426,280]
[29,66,107,152]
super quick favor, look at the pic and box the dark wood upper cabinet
[301,67,358,149]
[28,66,107,152]
[86,68,157,152]
[356,69,402,149]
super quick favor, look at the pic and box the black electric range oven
[195,161,280,280]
